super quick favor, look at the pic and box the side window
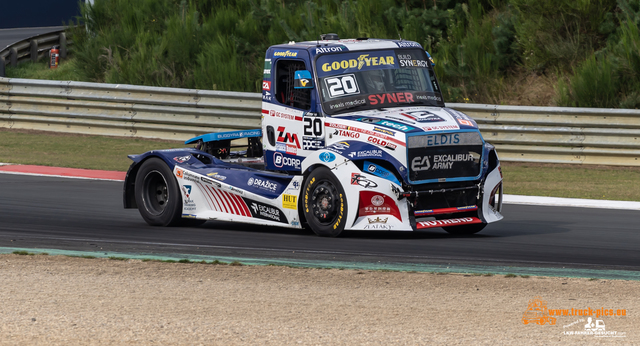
[275,59,311,110]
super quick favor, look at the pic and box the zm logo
[277,126,301,148]
[411,156,431,171]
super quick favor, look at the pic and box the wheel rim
[310,180,339,224]
[142,170,170,216]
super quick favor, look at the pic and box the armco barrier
[1,77,640,166]
[0,29,68,77]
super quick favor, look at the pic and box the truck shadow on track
[199,219,569,240]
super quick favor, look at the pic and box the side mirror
[294,70,314,89]
[425,51,435,66]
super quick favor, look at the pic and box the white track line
[503,194,640,211]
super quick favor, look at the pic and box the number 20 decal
[304,118,323,137]
[324,74,360,98]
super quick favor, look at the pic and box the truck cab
[260,35,503,235]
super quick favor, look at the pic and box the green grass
[1,128,639,201]
[5,57,85,81]
[0,128,184,171]
[504,273,517,278]
[12,251,35,256]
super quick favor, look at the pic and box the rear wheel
[442,223,486,235]
[135,158,193,226]
[303,167,348,237]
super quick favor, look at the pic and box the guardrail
[0,29,69,77]
[1,77,640,166]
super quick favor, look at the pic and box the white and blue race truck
[124,34,504,237]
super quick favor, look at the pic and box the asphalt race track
[0,26,64,51]
[1,174,639,271]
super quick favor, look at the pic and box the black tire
[134,158,184,226]
[442,223,486,235]
[302,167,348,237]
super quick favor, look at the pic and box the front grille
[408,182,479,211]
[406,132,483,183]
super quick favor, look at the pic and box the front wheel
[302,167,348,237]
[442,223,486,235]
[134,158,184,226]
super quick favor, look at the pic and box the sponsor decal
[291,218,300,227]
[351,173,378,188]
[277,126,301,148]
[319,152,336,163]
[367,136,397,150]
[175,169,184,178]
[363,223,392,230]
[378,120,413,132]
[397,53,430,68]
[358,191,402,220]
[321,54,396,73]
[282,194,297,209]
[227,186,244,195]
[364,216,391,230]
[368,216,388,223]
[373,126,395,136]
[368,92,415,106]
[414,93,443,102]
[173,155,191,163]
[422,133,461,146]
[273,152,301,169]
[262,91,271,101]
[247,177,278,192]
[183,198,197,211]
[181,185,192,198]
[181,185,197,211]
[273,50,299,58]
[421,125,460,131]
[417,217,476,228]
[396,41,422,48]
[269,110,302,121]
[200,176,221,188]
[298,78,311,87]
[331,141,350,150]
[432,154,476,169]
[247,200,287,223]
[411,156,430,171]
[325,122,404,147]
[327,97,367,111]
[324,74,360,98]
[183,171,200,183]
[263,59,272,78]
[457,118,473,126]
[347,149,383,158]
[302,137,325,150]
[206,172,227,181]
[315,46,344,54]
[262,80,271,90]
[333,129,360,138]
[364,161,400,185]
[401,110,444,123]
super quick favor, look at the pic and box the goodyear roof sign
[316,50,398,77]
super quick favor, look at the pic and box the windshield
[316,49,444,115]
